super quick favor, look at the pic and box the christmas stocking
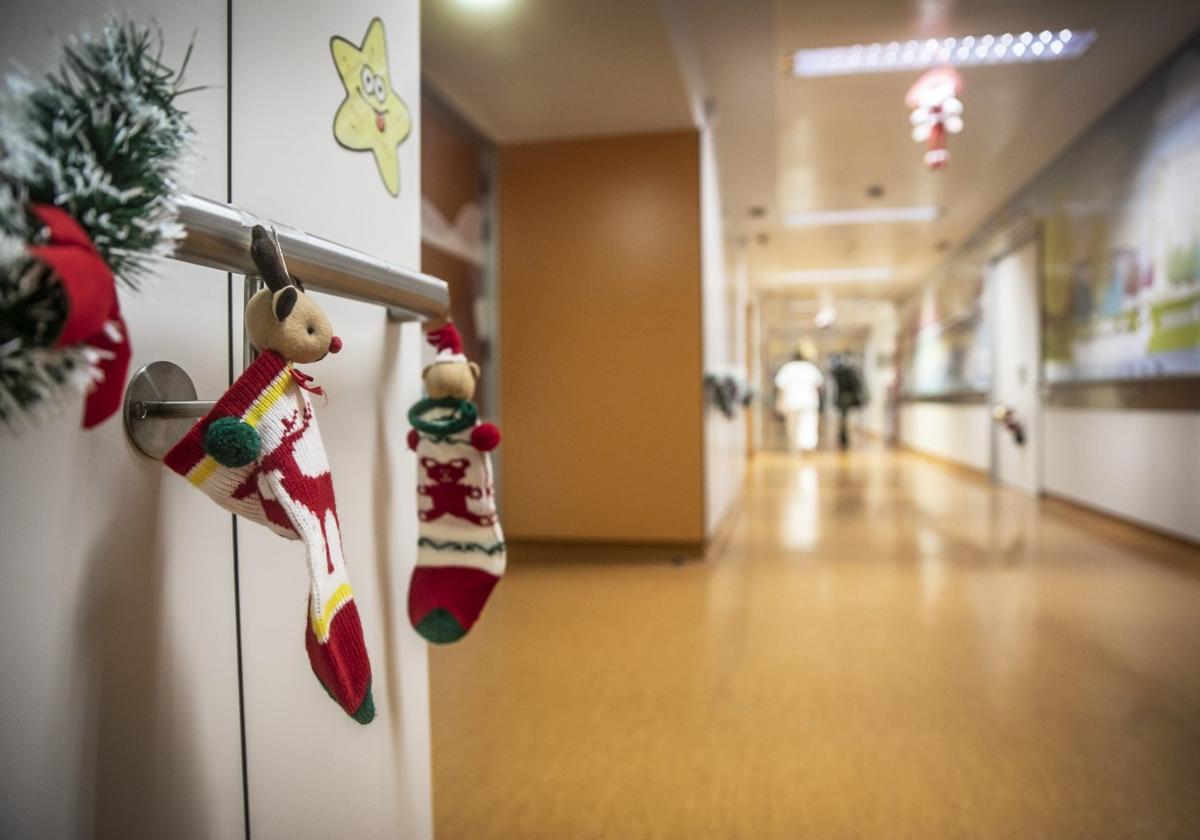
[165,350,374,724]
[406,397,505,643]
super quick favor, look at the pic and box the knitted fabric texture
[407,397,505,643]
[165,350,374,724]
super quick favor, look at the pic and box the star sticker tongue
[376,112,385,132]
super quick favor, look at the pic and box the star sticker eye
[360,65,374,93]
[374,76,387,103]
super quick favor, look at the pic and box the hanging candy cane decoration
[906,66,964,170]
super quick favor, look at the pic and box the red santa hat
[426,323,467,365]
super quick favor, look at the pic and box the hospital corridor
[430,448,1200,838]
[2,0,1199,838]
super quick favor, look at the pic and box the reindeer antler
[249,224,294,292]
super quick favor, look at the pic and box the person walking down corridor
[774,351,824,453]
[831,354,866,450]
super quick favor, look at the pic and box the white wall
[857,304,898,440]
[0,1,432,837]
[899,403,992,473]
[1044,408,1200,542]
[699,125,748,538]
[661,4,748,539]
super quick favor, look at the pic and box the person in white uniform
[774,352,824,453]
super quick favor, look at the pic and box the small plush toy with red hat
[406,323,505,643]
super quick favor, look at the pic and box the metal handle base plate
[123,361,205,459]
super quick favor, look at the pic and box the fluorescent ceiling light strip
[784,206,940,227]
[791,29,1096,77]
[773,268,894,284]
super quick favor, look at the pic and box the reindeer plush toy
[406,323,505,643]
[165,225,374,724]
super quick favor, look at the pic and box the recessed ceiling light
[790,28,1096,77]
[784,206,940,227]
[454,0,511,9]
[770,268,895,284]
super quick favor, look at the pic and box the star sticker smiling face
[331,18,411,196]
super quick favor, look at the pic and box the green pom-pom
[203,417,259,467]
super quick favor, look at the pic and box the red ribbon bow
[26,204,131,428]
[290,367,326,398]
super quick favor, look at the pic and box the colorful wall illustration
[902,35,1200,391]
[898,252,990,397]
[1038,40,1200,382]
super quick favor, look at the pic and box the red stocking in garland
[26,204,131,428]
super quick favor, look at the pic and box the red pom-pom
[471,423,501,452]
[406,428,419,451]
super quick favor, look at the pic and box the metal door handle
[991,405,1026,446]
[124,361,215,459]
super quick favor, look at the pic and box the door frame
[987,215,1043,494]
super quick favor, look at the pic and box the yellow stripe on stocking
[185,367,295,489]
[312,582,354,643]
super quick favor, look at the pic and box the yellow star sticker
[330,18,411,196]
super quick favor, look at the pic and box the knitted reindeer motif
[273,408,341,575]
[231,404,342,575]
[228,406,314,537]
[165,225,374,724]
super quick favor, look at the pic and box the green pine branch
[0,20,195,429]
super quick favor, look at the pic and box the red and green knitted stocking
[406,399,504,643]
[406,324,505,643]
[165,350,375,723]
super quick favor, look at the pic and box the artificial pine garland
[0,21,195,430]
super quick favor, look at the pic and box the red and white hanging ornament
[906,66,964,170]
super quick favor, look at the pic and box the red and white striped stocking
[406,397,505,643]
[165,350,374,723]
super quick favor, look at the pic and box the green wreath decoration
[0,20,196,431]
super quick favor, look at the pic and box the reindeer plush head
[244,224,343,364]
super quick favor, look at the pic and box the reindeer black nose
[329,336,343,354]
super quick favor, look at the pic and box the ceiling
[421,0,693,142]
[422,0,1200,299]
[759,295,889,345]
[757,0,1200,298]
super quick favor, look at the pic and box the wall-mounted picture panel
[897,251,990,397]
[1039,41,1200,382]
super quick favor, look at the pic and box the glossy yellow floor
[429,449,1200,839]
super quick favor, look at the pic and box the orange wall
[499,130,705,543]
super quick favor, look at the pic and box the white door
[1,2,433,837]
[231,3,432,838]
[990,240,1041,495]
[0,3,245,838]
